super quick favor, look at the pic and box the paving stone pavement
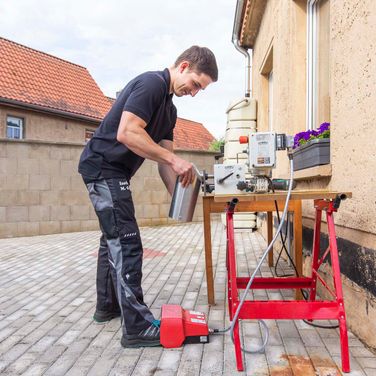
[0,222,375,376]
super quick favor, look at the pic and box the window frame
[268,70,274,131]
[85,129,95,143]
[306,0,318,131]
[6,115,24,139]
[306,0,330,131]
[259,41,274,132]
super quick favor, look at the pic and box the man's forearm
[158,163,177,196]
[117,111,193,185]
[119,125,174,165]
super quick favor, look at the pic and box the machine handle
[217,172,234,184]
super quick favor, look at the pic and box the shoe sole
[93,313,121,323]
[121,337,160,348]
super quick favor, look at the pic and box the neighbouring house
[232,0,376,350]
[0,36,217,237]
[0,37,111,143]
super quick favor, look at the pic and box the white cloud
[0,0,248,137]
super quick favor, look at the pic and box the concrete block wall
[0,139,217,238]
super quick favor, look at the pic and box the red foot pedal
[160,304,209,348]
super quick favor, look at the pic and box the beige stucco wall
[0,105,98,143]
[0,139,217,238]
[251,0,376,242]
[252,0,307,176]
[329,0,376,233]
[249,0,376,349]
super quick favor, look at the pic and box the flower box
[292,138,330,171]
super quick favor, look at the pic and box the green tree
[209,137,225,152]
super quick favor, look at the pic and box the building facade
[234,0,376,349]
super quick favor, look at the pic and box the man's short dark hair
[174,46,218,82]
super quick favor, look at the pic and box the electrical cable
[302,318,339,329]
[265,176,295,277]
[273,212,293,277]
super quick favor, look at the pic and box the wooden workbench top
[212,189,352,202]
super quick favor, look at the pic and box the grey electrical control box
[249,132,276,168]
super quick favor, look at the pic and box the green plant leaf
[209,138,225,151]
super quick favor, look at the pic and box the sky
[0,0,248,138]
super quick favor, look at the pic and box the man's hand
[170,154,194,187]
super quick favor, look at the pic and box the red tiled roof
[0,37,111,120]
[174,117,215,151]
[0,37,215,150]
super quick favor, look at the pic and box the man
[78,46,218,348]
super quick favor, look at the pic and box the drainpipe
[232,0,251,98]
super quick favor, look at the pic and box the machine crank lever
[217,171,234,184]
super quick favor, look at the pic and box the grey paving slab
[0,222,374,375]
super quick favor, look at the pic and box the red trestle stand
[225,197,350,373]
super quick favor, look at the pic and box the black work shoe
[121,323,160,348]
[93,310,121,323]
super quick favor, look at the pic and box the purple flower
[318,122,330,133]
[293,122,330,148]
[293,130,313,148]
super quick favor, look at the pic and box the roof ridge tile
[0,36,86,69]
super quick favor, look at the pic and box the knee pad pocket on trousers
[120,236,143,265]
[96,208,119,239]
[120,237,143,275]
[120,236,142,256]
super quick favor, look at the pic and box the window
[268,70,273,131]
[85,129,95,143]
[7,116,24,139]
[306,0,330,130]
[259,42,273,132]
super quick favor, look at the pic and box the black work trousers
[85,177,155,335]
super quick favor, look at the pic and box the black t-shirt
[78,68,177,181]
